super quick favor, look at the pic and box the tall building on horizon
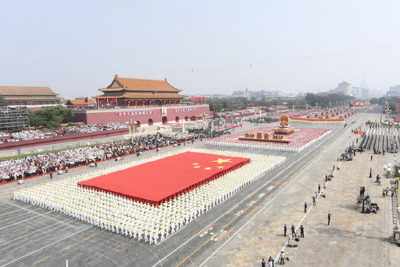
[336,81,352,96]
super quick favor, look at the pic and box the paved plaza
[0,106,398,266]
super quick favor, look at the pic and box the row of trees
[206,93,356,112]
[304,93,355,108]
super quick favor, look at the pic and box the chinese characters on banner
[116,110,154,117]
[174,107,197,113]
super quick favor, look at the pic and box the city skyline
[1,1,400,99]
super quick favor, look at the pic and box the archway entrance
[148,119,153,126]
[190,116,196,121]
[135,121,141,127]
[175,116,180,122]
[162,116,168,124]
[185,116,189,121]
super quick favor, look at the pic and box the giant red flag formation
[14,148,286,244]
[79,152,250,206]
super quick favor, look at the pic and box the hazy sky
[1,0,400,99]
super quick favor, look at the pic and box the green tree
[206,99,223,112]
[369,98,379,105]
[28,106,74,128]
[0,94,8,106]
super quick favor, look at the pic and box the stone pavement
[202,112,400,267]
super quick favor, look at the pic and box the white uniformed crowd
[14,148,286,244]
[207,127,331,153]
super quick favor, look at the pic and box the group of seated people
[0,132,201,183]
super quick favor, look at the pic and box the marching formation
[207,127,331,153]
[13,148,285,244]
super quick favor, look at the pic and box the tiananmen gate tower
[96,74,186,107]
[69,74,210,126]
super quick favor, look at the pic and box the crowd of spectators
[0,132,201,183]
[1,122,128,143]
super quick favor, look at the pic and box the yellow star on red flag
[211,158,232,164]
[193,166,201,169]
[204,167,212,170]
[218,166,224,169]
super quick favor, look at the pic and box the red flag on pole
[109,97,117,104]
[101,97,108,104]
[189,97,194,101]
[194,97,198,101]
[202,97,206,101]
[84,97,88,103]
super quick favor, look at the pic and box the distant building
[336,82,352,96]
[387,85,400,97]
[0,86,62,106]
[351,87,369,99]
[232,88,250,98]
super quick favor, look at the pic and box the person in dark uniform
[300,225,304,238]
[261,258,266,267]
[318,184,321,193]
[284,224,287,237]
[291,225,295,236]
[304,201,307,213]
[328,213,331,225]
[95,162,97,168]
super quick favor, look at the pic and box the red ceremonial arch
[78,152,250,206]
